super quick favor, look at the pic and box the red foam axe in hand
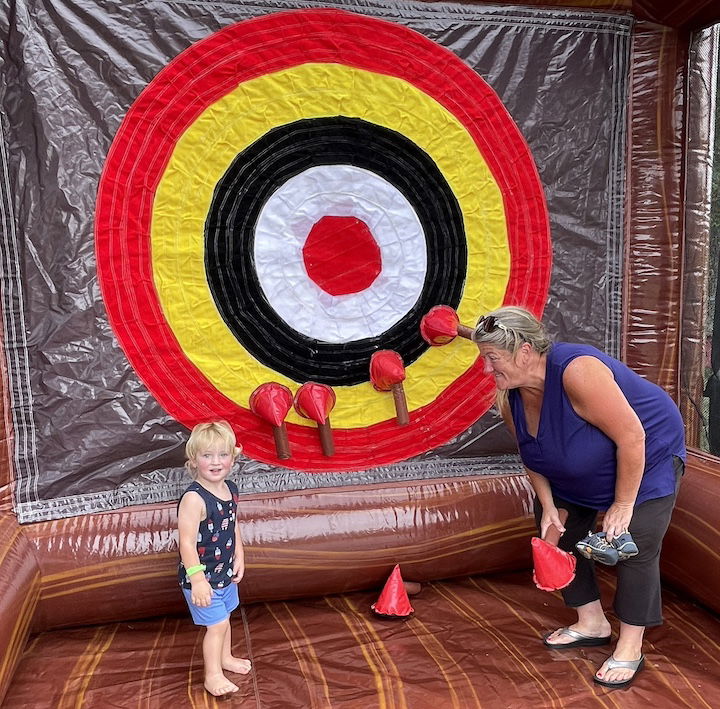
[420,305,475,346]
[293,382,336,457]
[531,509,576,592]
[249,383,294,460]
[369,350,409,426]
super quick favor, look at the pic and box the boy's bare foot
[223,655,252,674]
[204,673,239,696]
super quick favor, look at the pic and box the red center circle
[303,216,382,295]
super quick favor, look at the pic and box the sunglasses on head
[476,315,510,335]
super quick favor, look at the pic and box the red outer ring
[95,8,551,470]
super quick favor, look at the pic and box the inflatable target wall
[1,0,720,706]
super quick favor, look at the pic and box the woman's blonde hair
[472,306,552,410]
[472,306,551,354]
[185,421,241,476]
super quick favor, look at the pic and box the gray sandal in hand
[575,531,619,565]
[593,654,645,688]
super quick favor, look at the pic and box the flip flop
[543,627,612,649]
[594,654,645,688]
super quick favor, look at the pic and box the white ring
[254,164,427,343]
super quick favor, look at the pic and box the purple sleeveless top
[509,343,685,509]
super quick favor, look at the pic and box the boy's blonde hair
[185,421,241,475]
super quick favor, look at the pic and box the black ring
[205,117,466,385]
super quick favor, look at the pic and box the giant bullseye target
[95,8,551,470]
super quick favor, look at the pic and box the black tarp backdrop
[0,0,630,522]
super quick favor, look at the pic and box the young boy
[177,421,252,696]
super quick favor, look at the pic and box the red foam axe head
[249,383,294,460]
[293,382,336,457]
[371,564,414,618]
[531,509,576,592]
[369,350,409,426]
[532,539,577,592]
[420,305,475,346]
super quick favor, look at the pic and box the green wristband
[185,564,206,578]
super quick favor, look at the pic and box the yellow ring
[152,63,509,427]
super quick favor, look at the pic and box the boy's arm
[178,492,213,607]
[232,518,245,583]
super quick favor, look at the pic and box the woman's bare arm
[563,356,646,540]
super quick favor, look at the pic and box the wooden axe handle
[457,324,475,340]
[317,421,335,457]
[543,508,569,546]
[272,422,291,460]
[391,382,410,426]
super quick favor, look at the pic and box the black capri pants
[533,457,684,627]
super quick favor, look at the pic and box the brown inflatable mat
[5,567,719,708]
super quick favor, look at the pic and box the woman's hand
[540,506,566,540]
[602,502,634,542]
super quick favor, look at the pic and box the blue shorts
[182,583,240,626]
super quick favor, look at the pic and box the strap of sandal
[558,627,591,640]
[605,655,644,671]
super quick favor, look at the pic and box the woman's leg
[536,497,612,644]
[597,457,684,682]
[597,473,681,683]
[543,599,612,646]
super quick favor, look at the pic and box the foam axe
[371,564,414,618]
[420,305,474,346]
[531,509,576,592]
[249,382,293,460]
[294,382,336,457]
[369,350,409,426]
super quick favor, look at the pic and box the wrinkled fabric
[0,0,631,522]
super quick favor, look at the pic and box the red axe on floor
[420,305,474,346]
[371,564,415,618]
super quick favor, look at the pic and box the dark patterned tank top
[177,479,239,589]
